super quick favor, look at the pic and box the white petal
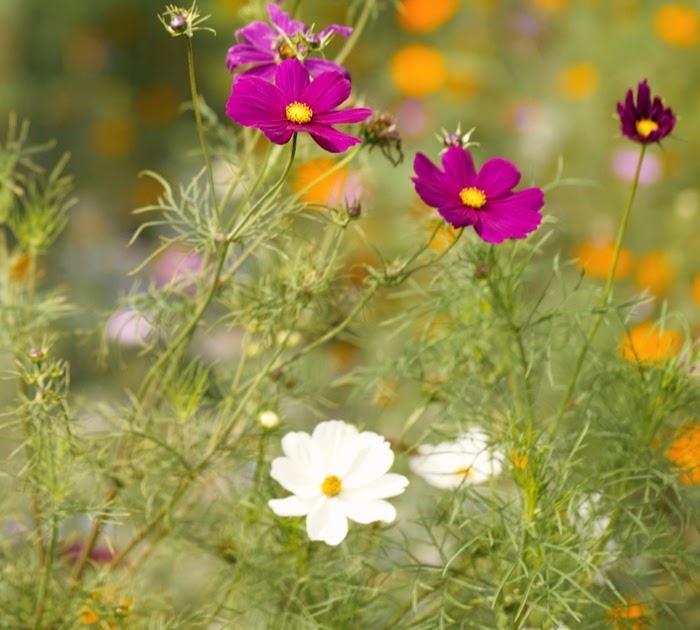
[268,495,315,517]
[343,473,408,500]
[343,433,394,487]
[280,430,322,477]
[270,457,320,498]
[343,499,397,525]
[306,499,348,546]
[311,420,359,477]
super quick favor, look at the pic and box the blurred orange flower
[530,0,568,11]
[90,115,135,158]
[667,421,700,485]
[292,158,349,205]
[429,223,458,253]
[136,84,180,127]
[653,4,700,47]
[606,597,655,630]
[634,251,675,296]
[575,239,633,280]
[390,45,447,97]
[620,322,682,363]
[557,62,600,100]
[691,274,700,306]
[397,0,459,33]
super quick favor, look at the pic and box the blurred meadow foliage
[0,0,699,628]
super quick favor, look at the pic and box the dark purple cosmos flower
[617,79,676,144]
[226,3,352,80]
[226,58,372,153]
[412,146,544,244]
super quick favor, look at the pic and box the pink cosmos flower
[226,58,372,153]
[412,146,544,244]
[226,3,352,80]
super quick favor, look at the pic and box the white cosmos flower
[410,428,503,489]
[268,420,409,546]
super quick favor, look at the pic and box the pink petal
[275,58,310,102]
[312,107,373,126]
[308,127,362,153]
[441,146,477,189]
[302,71,352,113]
[474,188,543,243]
[475,158,521,198]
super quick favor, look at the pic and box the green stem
[334,0,375,66]
[552,144,647,431]
[187,37,220,224]
[32,514,58,629]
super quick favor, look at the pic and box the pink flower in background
[612,148,661,186]
[227,58,372,153]
[154,247,204,293]
[105,308,154,347]
[226,3,352,80]
[412,145,544,244]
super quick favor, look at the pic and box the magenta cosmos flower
[226,3,352,80]
[412,146,544,244]
[617,79,676,144]
[226,58,372,153]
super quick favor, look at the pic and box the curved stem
[334,0,375,66]
[552,144,647,431]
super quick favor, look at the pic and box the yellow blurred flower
[510,449,529,470]
[691,274,700,306]
[620,322,682,363]
[653,4,700,47]
[557,62,600,100]
[136,84,181,127]
[429,223,458,253]
[606,597,655,630]
[90,115,135,158]
[530,0,568,12]
[668,421,700,485]
[634,251,675,296]
[389,45,448,97]
[574,239,633,280]
[397,0,459,34]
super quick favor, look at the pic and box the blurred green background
[2,0,700,339]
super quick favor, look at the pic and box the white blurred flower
[410,428,503,489]
[259,410,280,430]
[268,420,409,546]
[105,307,154,347]
[569,493,617,585]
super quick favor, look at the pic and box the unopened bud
[28,349,46,363]
[474,263,491,279]
[258,410,280,430]
[169,14,187,31]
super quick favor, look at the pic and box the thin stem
[187,37,220,224]
[334,0,375,66]
[552,144,647,431]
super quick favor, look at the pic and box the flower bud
[259,410,280,430]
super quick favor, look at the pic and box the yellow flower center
[286,102,313,124]
[321,475,342,497]
[635,118,659,137]
[277,41,296,60]
[454,466,473,479]
[459,186,487,209]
